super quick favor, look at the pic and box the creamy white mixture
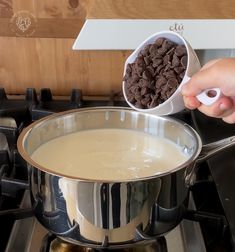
[31,129,188,180]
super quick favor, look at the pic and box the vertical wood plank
[0,37,131,95]
[87,0,235,18]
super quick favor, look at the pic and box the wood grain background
[0,0,235,96]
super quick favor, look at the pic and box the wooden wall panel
[87,0,235,19]
[7,0,86,18]
[0,37,130,96]
[0,0,85,38]
[0,0,235,96]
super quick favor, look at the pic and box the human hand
[181,58,235,123]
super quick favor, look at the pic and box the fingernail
[219,103,229,111]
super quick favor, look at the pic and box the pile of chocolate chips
[123,37,187,109]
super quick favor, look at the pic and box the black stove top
[0,87,234,252]
[191,110,235,251]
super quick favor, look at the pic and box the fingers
[183,96,201,109]
[181,66,219,97]
[223,112,235,124]
[184,96,235,118]
[182,58,235,97]
[197,97,234,118]
[181,58,235,123]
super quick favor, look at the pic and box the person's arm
[181,58,235,124]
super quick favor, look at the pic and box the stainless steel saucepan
[17,107,235,248]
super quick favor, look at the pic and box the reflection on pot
[30,166,188,246]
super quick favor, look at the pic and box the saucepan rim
[17,107,202,182]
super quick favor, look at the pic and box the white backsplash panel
[73,19,235,50]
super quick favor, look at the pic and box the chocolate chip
[149,95,159,108]
[139,78,151,88]
[143,69,153,80]
[175,45,187,57]
[164,64,171,72]
[146,66,155,76]
[149,44,159,55]
[141,86,149,96]
[127,94,135,103]
[126,64,132,75]
[162,39,175,51]
[157,47,168,56]
[141,95,151,107]
[164,70,176,79]
[166,47,175,56]
[153,54,163,59]
[152,58,163,68]
[144,56,151,65]
[129,85,139,94]
[155,38,165,47]
[167,78,179,88]
[156,64,165,74]
[174,66,185,74]
[172,54,180,68]
[163,55,170,65]
[138,44,151,57]
[135,92,142,101]
[136,57,146,68]
[135,101,144,109]
[123,37,187,109]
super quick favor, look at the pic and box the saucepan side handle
[197,136,235,163]
[185,136,235,187]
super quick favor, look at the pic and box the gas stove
[0,87,234,252]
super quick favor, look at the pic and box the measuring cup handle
[196,88,222,106]
[183,76,222,106]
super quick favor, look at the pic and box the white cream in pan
[31,128,188,180]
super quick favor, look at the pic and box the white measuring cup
[122,31,221,115]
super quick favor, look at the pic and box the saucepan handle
[185,136,235,187]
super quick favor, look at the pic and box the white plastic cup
[122,31,221,115]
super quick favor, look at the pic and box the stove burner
[42,234,167,252]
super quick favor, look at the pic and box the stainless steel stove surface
[0,87,234,252]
